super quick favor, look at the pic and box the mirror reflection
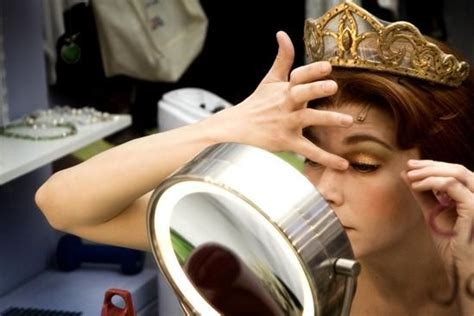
[170,192,306,315]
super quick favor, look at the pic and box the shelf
[0,114,131,185]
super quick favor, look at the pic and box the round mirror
[147,143,359,316]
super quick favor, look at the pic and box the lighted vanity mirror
[147,142,360,316]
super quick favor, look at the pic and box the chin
[343,231,361,258]
[346,238,375,260]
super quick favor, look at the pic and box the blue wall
[2,0,48,119]
[0,0,57,297]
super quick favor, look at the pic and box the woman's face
[304,104,423,259]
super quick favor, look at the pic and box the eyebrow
[306,131,394,151]
[343,134,394,150]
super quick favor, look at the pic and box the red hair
[309,66,474,169]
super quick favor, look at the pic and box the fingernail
[434,191,454,207]
[321,81,337,93]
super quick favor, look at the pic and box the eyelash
[350,162,380,173]
[305,160,381,173]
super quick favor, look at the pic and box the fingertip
[266,30,294,81]
[399,170,409,183]
[407,159,421,167]
[337,159,349,170]
[319,61,332,74]
[275,31,282,42]
[276,30,289,39]
[340,114,353,127]
[275,31,293,53]
[323,80,338,94]
[275,31,287,47]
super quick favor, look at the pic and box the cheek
[389,181,423,224]
[345,179,423,258]
[352,178,422,231]
[347,181,390,219]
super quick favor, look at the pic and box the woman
[303,68,474,315]
[36,2,473,315]
[301,4,473,313]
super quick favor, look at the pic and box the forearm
[36,120,222,230]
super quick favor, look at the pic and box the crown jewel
[304,1,470,87]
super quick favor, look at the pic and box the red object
[101,288,136,316]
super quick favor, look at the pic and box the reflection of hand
[402,160,474,311]
[201,31,353,171]
[184,243,285,316]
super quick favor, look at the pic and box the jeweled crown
[304,1,470,87]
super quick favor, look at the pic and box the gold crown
[304,1,470,87]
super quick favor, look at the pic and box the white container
[157,88,232,132]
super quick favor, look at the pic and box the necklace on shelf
[32,106,118,126]
[0,121,77,141]
[0,106,119,141]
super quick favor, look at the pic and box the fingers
[410,176,470,203]
[262,32,337,112]
[407,171,474,244]
[282,78,338,112]
[290,108,353,128]
[404,159,474,223]
[406,160,474,205]
[283,61,337,111]
[289,61,333,85]
[262,31,295,83]
[289,80,338,104]
[282,108,352,170]
[264,32,334,85]
[292,136,349,170]
[402,170,457,236]
[402,166,466,240]
[406,160,474,191]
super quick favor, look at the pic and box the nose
[313,168,344,206]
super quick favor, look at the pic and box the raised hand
[204,31,353,170]
[404,160,474,260]
[402,159,474,310]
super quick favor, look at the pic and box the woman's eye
[350,162,380,173]
[305,159,380,173]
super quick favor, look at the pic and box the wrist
[196,105,242,145]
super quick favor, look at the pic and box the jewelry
[0,121,77,141]
[60,33,81,64]
[356,103,371,123]
[304,1,470,87]
[0,106,117,141]
[32,106,117,126]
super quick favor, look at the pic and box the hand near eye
[402,160,474,313]
[403,160,474,260]
[203,31,353,170]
